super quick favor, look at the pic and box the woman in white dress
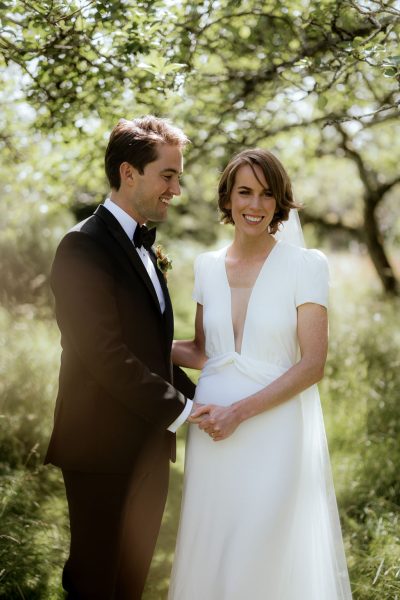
[169,149,352,600]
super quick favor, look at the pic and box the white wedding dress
[169,240,352,600]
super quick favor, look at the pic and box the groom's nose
[170,178,181,196]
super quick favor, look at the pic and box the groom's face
[129,144,183,225]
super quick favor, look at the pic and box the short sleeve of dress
[192,253,206,304]
[295,249,329,308]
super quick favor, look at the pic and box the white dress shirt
[103,198,192,432]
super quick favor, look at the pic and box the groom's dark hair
[105,116,189,190]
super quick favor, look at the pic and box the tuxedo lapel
[94,205,162,314]
[150,250,174,344]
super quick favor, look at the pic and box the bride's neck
[230,232,276,260]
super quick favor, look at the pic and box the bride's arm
[172,303,207,370]
[191,302,328,439]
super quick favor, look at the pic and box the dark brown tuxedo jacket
[45,205,195,473]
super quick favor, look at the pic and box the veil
[274,209,353,599]
[274,208,305,248]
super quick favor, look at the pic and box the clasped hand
[188,402,241,441]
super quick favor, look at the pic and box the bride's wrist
[232,393,261,424]
[231,400,247,424]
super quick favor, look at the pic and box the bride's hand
[196,404,241,441]
[187,402,209,424]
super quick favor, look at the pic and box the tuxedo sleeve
[172,365,196,399]
[51,231,186,430]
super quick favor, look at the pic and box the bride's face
[225,164,276,237]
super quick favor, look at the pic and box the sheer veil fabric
[275,208,305,247]
[275,210,352,598]
[168,210,353,599]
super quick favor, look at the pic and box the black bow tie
[133,224,156,251]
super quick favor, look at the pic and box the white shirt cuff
[167,399,193,433]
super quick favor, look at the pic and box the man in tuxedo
[45,116,196,599]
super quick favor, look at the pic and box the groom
[45,116,195,599]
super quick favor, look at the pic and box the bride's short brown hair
[218,148,301,234]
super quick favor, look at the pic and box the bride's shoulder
[194,246,227,269]
[279,241,327,264]
[278,243,329,283]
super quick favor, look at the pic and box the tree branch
[323,102,400,127]
[301,211,364,241]
[377,174,400,199]
[336,125,378,192]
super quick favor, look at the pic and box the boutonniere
[155,244,173,280]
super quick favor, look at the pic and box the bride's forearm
[233,357,324,424]
[234,304,327,425]
[172,339,207,370]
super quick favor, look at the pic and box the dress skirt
[169,356,352,600]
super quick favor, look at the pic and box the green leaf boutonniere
[155,244,173,280]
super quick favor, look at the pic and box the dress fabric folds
[169,241,352,600]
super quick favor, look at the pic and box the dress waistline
[201,352,288,386]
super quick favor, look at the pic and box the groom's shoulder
[58,209,108,247]
[68,215,94,234]
[55,212,110,261]
[67,210,104,237]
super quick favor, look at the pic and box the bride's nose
[248,195,263,209]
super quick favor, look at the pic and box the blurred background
[0,1,399,598]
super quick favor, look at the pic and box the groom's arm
[51,230,188,430]
[172,365,196,399]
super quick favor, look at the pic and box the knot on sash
[201,352,287,386]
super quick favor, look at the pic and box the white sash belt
[200,352,287,386]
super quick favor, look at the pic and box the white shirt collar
[103,197,139,241]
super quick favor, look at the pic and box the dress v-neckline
[222,240,281,354]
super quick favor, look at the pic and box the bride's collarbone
[225,256,265,288]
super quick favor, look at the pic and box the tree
[1,0,399,293]
[168,0,400,293]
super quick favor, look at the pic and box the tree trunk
[364,200,399,296]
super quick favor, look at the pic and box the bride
[169,148,352,599]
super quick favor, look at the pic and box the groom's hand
[198,404,241,441]
[187,403,210,424]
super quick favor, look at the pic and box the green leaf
[383,55,400,67]
[383,67,397,78]
[353,36,364,46]
[239,25,251,39]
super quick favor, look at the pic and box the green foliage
[1,0,399,293]
[0,467,67,599]
[0,203,73,310]
[0,307,68,599]
[320,263,400,599]
[1,1,399,148]
[0,0,184,128]
[0,308,59,467]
